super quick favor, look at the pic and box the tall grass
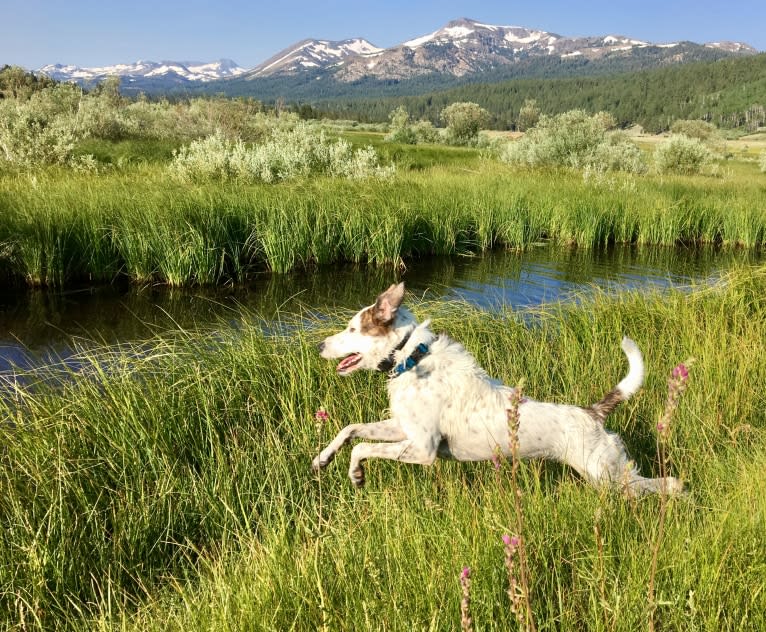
[1,160,765,287]
[1,266,765,630]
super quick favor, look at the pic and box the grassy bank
[1,266,765,630]
[1,154,765,287]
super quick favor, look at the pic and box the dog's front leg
[312,419,406,472]
[348,439,438,487]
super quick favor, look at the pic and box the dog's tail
[589,337,644,422]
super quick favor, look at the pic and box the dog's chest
[387,365,507,433]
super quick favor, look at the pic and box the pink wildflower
[460,566,473,632]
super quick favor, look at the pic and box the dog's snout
[318,341,326,353]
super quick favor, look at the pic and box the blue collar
[389,342,430,378]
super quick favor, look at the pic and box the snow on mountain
[248,38,383,77]
[38,59,247,85]
[704,41,758,53]
[36,17,758,90]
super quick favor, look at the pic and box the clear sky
[3,0,765,70]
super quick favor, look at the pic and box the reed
[1,266,764,630]
[1,152,765,288]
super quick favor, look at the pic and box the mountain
[38,59,247,90]
[239,17,757,84]
[35,18,757,98]
[250,38,383,76]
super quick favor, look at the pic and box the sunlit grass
[1,266,765,630]
[1,151,764,287]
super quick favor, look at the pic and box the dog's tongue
[337,353,362,373]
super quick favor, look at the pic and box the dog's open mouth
[337,353,362,374]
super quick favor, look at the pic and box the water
[0,244,761,374]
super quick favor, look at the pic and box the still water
[0,244,761,373]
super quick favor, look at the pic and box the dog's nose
[318,341,325,353]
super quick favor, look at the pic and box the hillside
[307,53,766,133]
[195,42,741,103]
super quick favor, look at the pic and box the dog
[313,282,683,495]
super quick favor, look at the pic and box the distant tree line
[0,65,56,99]
[302,53,766,133]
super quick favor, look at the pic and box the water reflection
[0,244,761,373]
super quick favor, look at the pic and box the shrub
[0,85,83,166]
[170,124,393,183]
[654,135,714,175]
[440,102,491,146]
[385,107,440,145]
[385,106,417,144]
[76,92,135,141]
[516,98,540,132]
[500,110,645,173]
[670,119,719,142]
[584,131,647,174]
[411,120,440,144]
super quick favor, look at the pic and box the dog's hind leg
[312,419,406,472]
[347,439,438,487]
[569,427,683,496]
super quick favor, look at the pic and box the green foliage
[169,124,393,184]
[410,119,440,143]
[1,267,766,629]
[385,105,417,144]
[500,110,646,173]
[654,135,714,175]
[385,106,442,145]
[0,83,83,166]
[2,158,765,287]
[310,53,766,134]
[670,119,719,142]
[0,64,56,99]
[517,98,541,132]
[440,102,490,146]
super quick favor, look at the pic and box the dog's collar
[389,342,430,378]
[377,331,430,378]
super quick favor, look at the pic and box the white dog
[314,283,682,495]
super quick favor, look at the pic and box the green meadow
[1,267,765,630]
[2,87,766,629]
[1,134,765,287]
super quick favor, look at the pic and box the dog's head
[319,283,415,375]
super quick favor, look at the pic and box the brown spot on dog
[588,388,625,422]
[360,307,393,336]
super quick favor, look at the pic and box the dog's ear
[372,283,405,325]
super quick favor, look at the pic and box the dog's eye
[349,327,356,333]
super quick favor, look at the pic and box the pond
[0,244,761,374]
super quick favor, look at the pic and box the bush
[440,102,490,146]
[170,124,394,183]
[0,84,83,166]
[385,107,440,145]
[516,98,540,132]
[411,120,440,144]
[585,131,647,174]
[385,106,417,144]
[654,135,714,175]
[76,92,135,141]
[670,119,719,142]
[500,110,645,173]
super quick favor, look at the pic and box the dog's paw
[349,465,365,488]
[664,477,686,495]
[312,452,334,472]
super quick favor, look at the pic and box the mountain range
[36,18,758,97]
[38,59,248,89]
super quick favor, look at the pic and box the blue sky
[3,0,765,69]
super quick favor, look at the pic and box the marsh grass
[1,150,765,287]
[1,267,765,630]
